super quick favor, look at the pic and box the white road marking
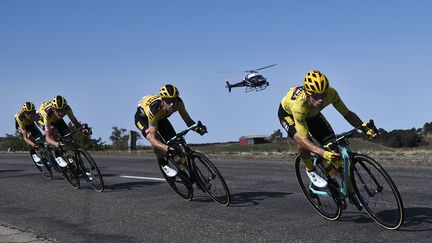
[120,175,166,181]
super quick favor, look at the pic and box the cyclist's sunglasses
[310,92,327,100]
[55,108,67,115]
[25,110,36,117]
[162,97,178,104]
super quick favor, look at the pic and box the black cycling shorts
[278,104,335,145]
[134,108,176,143]
[50,119,70,136]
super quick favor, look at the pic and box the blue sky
[1,0,431,145]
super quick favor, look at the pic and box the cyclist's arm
[177,100,195,127]
[329,90,363,127]
[15,116,35,147]
[21,129,36,148]
[146,132,169,152]
[45,126,60,148]
[294,134,328,158]
[40,114,60,148]
[342,111,363,128]
[292,112,331,158]
[66,107,81,128]
[145,113,169,152]
[292,118,327,158]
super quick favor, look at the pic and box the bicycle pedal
[340,199,347,210]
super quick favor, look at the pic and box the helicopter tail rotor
[225,79,232,92]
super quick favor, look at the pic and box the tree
[376,128,428,148]
[422,122,432,137]
[0,132,27,151]
[67,122,105,150]
[110,126,129,150]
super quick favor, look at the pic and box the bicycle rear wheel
[30,150,52,180]
[158,157,193,201]
[295,155,341,221]
[191,152,230,206]
[56,151,80,189]
[77,149,104,192]
[350,154,404,230]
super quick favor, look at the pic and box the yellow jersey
[280,86,349,138]
[15,110,35,130]
[137,95,194,131]
[37,102,77,128]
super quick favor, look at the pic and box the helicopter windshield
[248,74,265,84]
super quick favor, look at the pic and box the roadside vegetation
[1,122,431,154]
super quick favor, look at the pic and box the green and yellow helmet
[159,84,179,98]
[51,95,67,110]
[303,70,329,94]
[22,102,35,112]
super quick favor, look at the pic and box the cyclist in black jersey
[135,84,207,177]
[14,102,42,152]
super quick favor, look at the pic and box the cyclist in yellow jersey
[37,95,90,149]
[135,84,207,177]
[15,102,42,152]
[278,70,377,188]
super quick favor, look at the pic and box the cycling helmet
[52,95,67,110]
[159,84,179,98]
[303,70,329,94]
[22,102,35,112]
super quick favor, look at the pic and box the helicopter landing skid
[245,84,269,92]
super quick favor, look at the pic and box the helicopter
[225,64,277,92]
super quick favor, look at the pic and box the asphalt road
[0,153,431,242]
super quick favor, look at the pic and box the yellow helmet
[159,84,179,98]
[303,70,329,94]
[52,95,67,110]
[22,102,35,112]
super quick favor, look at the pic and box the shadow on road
[105,181,164,192]
[339,211,373,224]
[398,207,432,232]
[229,191,292,207]
[0,169,24,173]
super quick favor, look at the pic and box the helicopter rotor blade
[256,64,277,71]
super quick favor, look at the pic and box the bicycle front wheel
[77,149,104,192]
[350,154,404,230]
[191,152,230,206]
[30,150,52,180]
[159,157,193,201]
[295,155,341,221]
[56,151,80,189]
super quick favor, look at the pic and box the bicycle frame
[34,136,57,169]
[308,130,358,200]
[165,123,200,180]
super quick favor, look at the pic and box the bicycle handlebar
[166,121,203,145]
[331,119,377,145]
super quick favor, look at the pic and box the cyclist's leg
[307,114,356,192]
[51,119,69,137]
[134,110,173,169]
[50,120,72,165]
[306,113,336,146]
[278,105,314,171]
[15,120,28,146]
[27,123,43,154]
[157,118,178,170]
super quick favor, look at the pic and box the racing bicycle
[158,122,231,206]
[56,127,105,192]
[295,120,404,230]
[30,136,54,180]
[31,136,76,184]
